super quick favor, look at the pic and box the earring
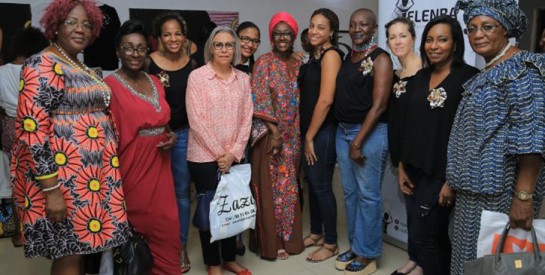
[55,31,58,35]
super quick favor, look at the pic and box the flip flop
[303,234,324,247]
[306,244,339,263]
[277,249,289,260]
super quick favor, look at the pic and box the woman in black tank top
[147,11,194,273]
[333,9,393,275]
[298,8,343,263]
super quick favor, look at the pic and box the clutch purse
[113,225,153,275]
[464,223,545,275]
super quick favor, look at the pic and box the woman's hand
[268,134,282,156]
[438,183,455,207]
[157,132,177,151]
[218,152,236,174]
[398,163,414,196]
[509,197,534,230]
[44,188,67,223]
[292,51,307,61]
[349,142,365,166]
[304,138,317,165]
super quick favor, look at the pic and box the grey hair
[204,26,241,65]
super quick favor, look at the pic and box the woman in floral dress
[250,11,304,260]
[10,1,128,273]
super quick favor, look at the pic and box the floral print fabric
[251,52,301,240]
[10,52,129,259]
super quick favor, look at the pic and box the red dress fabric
[105,73,180,275]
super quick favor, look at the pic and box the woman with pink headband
[250,11,304,261]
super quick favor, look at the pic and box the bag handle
[495,223,542,264]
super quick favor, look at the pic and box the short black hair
[385,17,416,39]
[419,15,465,68]
[115,19,147,48]
[311,8,340,46]
[152,12,188,38]
[10,26,49,58]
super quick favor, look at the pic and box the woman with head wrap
[250,11,305,260]
[448,1,545,274]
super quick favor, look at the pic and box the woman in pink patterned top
[186,26,253,275]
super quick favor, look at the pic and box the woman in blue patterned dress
[448,1,545,274]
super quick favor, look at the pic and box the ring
[447,200,451,204]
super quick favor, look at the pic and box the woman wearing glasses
[186,26,253,275]
[250,12,304,261]
[449,1,545,274]
[11,0,129,273]
[148,12,195,272]
[235,21,261,74]
[105,20,181,275]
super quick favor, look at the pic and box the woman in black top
[298,8,343,263]
[333,8,393,275]
[384,17,422,275]
[235,21,261,74]
[147,11,195,273]
[397,15,479,275]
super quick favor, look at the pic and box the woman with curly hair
[10,0,129,274]
[147,12,196,272]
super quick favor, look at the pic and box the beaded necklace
[53,43,111,107]
[352,35,378,57]
[483,43,512,71]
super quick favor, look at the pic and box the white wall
[3,0,377,57]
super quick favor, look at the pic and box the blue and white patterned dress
[447,50,545,275]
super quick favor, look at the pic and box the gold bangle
[272,135,282,140]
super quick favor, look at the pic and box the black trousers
[188,161,237,266]
[405,164,452,275]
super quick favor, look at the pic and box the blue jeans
[336,122,388,258]
[171,128,191,244]
[302,125,338,244]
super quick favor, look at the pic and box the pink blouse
[186,63,253,163]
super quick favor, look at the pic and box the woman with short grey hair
[186,26,253,275]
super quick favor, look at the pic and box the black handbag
[192,190,215,231]
[464,223,545,275]
[113,225,153,275]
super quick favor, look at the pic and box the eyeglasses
[465,24,500,35]
[63,18,93,31]
[272,32,294,39]
[239,35,261,45]
[121,46,148,55]
[212,41,236,50]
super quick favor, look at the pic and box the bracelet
[42,182,62,192]
[272,135,282,140]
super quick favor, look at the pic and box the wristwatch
[515,190,533,201]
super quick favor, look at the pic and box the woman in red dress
[105,20,181,275]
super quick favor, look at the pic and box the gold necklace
[53,43,111,107]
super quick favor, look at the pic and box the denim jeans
[171,128,191,244]
[336,122,388,258]
[302,125,338,244]
[405,164,451,275]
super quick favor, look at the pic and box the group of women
[5,0,545,275]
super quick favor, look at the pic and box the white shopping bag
[209,164,255,243]
[476,210,545,257]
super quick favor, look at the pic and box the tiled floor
[0,167,409,275]
[0,227,407,275]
